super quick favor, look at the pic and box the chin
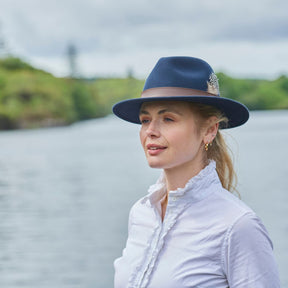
[148,164,162,169]
[147,161,164,169]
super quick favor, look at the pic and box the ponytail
[207,132,237,193]
[190,103,238,194]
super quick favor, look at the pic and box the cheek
[172,129,202,151]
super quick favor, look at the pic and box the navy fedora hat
[112,56,249,128]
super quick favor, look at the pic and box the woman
[112,56,280,288]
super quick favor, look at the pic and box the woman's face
[139,101,208,173]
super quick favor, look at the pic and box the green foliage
[70,80,103,120]
[0,56,287,130]
[91,77,144,115]
[0,57,105,129]
[217,73,288,110]
[0,57,40,72]
[0,67,75,129]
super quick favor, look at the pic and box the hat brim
[112,96,249,129]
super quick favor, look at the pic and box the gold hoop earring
[204,143,209,151]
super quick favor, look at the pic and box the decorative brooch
[207,73,219,95]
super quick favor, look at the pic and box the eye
[140,118,150,124]
[164,117,174,122]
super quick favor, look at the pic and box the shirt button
[172,197,177,201]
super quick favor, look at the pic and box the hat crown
[143,56,219,95]
[112,56,249,128]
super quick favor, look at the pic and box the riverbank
[0,57,287,130]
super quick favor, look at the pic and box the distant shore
[0,57,287,130]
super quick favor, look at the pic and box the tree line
[0,57,287,130]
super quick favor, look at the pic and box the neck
[164,159,208,193]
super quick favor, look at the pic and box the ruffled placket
[128,161,218,288]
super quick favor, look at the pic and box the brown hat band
[141,87,219,98]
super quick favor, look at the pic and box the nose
[146,120,160,138]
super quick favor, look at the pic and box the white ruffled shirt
[114,161,280,288]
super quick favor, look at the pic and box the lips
[146,144,167,155]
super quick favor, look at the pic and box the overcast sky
[1,0,288,79]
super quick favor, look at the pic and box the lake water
[0,110,287,287]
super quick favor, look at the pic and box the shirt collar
[145,161,220,206]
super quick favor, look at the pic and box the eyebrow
[139,108,183,116]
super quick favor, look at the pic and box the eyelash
[140,117,174,124]
[140,119,150,124]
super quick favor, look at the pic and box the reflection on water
[0,111,287,287]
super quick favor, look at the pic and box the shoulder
[224,212,273,250]
[216,187,252,211]
[221,212,280,287]
[203,187,254,227]
[197,187,270,243]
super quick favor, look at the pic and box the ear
[203,116,219,144]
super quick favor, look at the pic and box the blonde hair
[190,103,237,194]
